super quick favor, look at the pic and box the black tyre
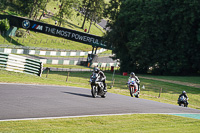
[129,87,133,97]
[184,103,188,107]
[101,93,106,98]
[91,85,97,98]
[135,94,139,98]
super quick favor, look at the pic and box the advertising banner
[7,15,107,48]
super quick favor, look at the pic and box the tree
[103,0,122,28]
[14,0,49,19]
[80,0,105,32]
[105,0,200,75]
[0,0,7,10]
[57,0,80,27]
[80,0,90,29]
[0,18,10,31]
[87,0,105,33]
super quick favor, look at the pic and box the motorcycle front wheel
[129,87,133,97]
[91,85,97,98]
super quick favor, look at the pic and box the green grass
[138,74,200,84]
[0,29,97,51]
[0,114,199,132]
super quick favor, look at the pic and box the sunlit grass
[0,114,199,133]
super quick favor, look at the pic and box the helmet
[94,67,100,73]
[130,72,135,77]
[182,91,186,94]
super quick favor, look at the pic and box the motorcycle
[89,73,106,98]
[127,78,139,98]
[177,96,188,107]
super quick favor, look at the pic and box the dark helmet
[130,72,135,77]
[94,67,100,73]
[182,91,186,94]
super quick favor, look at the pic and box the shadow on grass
[1,35,23,46]
[51,16,82,30]
[64,20,82,30]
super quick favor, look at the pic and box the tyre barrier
[0,52,43,76]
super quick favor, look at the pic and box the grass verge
[0,114,199,133]
[139,74,200,84]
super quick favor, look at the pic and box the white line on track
[1,113,200,122]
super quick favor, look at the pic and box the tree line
[105,0,200,75]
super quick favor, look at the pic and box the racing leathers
[178,93,189,106]
[128,76,140,91]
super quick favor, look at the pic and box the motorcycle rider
[128,72,140,91]
[178,91,189,106]
[93,67,107,92]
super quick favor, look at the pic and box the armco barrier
[0,52,43,76]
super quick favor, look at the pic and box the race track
[0,83,200,121]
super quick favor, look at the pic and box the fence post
[158,88,162,98]
[46,67,50,78]
[66,72,70,82]
[110,69,115,88]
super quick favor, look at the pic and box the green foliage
[0,18,10,31]
[103,0,122,26]
[80,0,105,32]
[56,0,80,26]
[0,0,7,10]
[105,0,200,75]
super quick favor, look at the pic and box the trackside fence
[0,52,43,76]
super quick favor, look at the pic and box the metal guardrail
[0,52,43,76]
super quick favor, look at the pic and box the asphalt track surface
[0,83,200,121]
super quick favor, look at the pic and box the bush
[15,30,27,38]
[0,18,10,32]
